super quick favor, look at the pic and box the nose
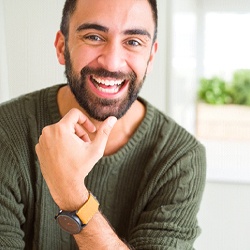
[97,41,127,72]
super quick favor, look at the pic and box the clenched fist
[35,108,117,210]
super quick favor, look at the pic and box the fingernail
[108,116,117,127]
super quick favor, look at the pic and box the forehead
[70,0,155,35]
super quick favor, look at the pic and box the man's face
[62,0,157,121]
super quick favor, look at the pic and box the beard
[64,44,147,121]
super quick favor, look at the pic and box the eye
[85,35,103,42]
[80,33,105,46]
[126,39,141,47]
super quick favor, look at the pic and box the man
[0,0,206,249]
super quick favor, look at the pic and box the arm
[0,133,26,249]
[127,144,206,249]
[74,211,129,249]
[35,108,130,249]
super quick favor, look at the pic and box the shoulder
[139,97,205,157]
[0,85,62,159]
[137,97,206,187]
[136,98,206,196]
[0,84,62,131]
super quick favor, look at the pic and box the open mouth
[90,75,127,94]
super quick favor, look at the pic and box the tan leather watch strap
[76,192,99,225]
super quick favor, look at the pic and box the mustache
[80,66,136,81]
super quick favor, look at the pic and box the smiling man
[57,0,157,122]
[0,0,206,249]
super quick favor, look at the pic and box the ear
[54,31,66,65]
[146,41,158,74]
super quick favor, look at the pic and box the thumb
[93,116,117,151]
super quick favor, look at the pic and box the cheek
[127,54,150,77]
[70,46,100,71]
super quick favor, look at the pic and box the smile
[90,75,126,94]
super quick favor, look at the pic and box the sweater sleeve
[128,144,206,249]
[0,131,26,249]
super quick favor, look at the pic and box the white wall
[0,0,9,101]
[2,0,65,100]
[195,182,250,250]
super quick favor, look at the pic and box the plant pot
[196,103,250,141]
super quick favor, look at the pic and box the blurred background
[1,0,250,249]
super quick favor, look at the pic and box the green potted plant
[196,69,250,140]
[230,69,250,106]
[198,76,233,105]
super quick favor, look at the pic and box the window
[170,0,250,183]
[204,13,250,79]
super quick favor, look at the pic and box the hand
[35,108,117,210]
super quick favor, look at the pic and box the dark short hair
[60,0,158,42]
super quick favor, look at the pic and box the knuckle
[41,126,49,134]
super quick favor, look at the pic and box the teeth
[93,76,123,86]
[96,85,119,94]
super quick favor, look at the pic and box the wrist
[59,186,89,211]
[55,191,100,234]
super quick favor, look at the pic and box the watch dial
[57,215,81,234]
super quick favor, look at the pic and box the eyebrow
[76,23,108,33]
[76,23,152,40]
[124,29,151,40]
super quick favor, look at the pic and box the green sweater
[0,85,206,250]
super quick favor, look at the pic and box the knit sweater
[0,84,206,250]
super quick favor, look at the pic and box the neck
[57,85,146,155]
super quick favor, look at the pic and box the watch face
[57,213,82,234]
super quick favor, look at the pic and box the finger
[93,116,117,151]
[75,123,91,142]
[35,143,40,155]
[62,108,96,133]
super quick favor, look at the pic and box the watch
[55,192,99,234]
